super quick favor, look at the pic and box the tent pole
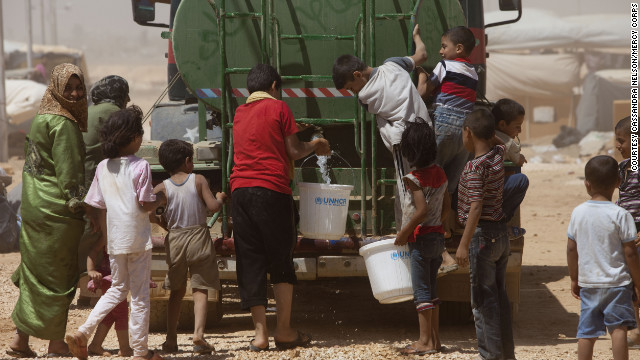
[26,0,33,69]
[0,0,8,162]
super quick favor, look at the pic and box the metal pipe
[26,0,33,69]
[369,0,378,235]
[260,0,266,63]
[219,0,228,235]
[359,0,366,238]
[50,0,57,45]
[39,0,44,44]
[0,0,8,162]
[198,100,206,141]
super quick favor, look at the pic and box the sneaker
[507,227,526,240]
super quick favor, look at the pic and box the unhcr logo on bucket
[390,250,410,261]
[314,196,347,206]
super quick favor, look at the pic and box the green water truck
[131,0,523,329]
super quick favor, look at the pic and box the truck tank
[133,0,525,330]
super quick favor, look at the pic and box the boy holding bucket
[230,64,330,351]
[395,121,448,355]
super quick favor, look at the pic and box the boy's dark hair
[584,155,619,191]
[400,120,437,168]
[443,26,476,56]
[615,116,634,135]
[159,139,194,173]
[463,108,495,140]
[492,98,525,125]
[100,105,144,158]
[247,64,281,93]
[332,54,366,90]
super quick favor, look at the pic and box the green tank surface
[172,0,466,120]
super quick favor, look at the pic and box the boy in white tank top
[153,139,226,354]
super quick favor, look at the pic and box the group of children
[65,106,225,360]
[58,20,640,360]
[333,24,526,358]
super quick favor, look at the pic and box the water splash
[317,154,332,184]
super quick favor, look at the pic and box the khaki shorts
[163,225,220,291]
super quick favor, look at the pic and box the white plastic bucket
[297,182,353,240]
[359,239,413,304]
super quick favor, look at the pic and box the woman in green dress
[8,63,88,358]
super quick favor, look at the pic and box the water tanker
[130,0,524,330]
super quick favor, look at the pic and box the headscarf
[90,75,130,109]
[38,63,88,132]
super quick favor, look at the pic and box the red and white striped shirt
[457,145,505,225]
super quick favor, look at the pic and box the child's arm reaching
[150,183,169,231]
[87,209,107,289]
[395,180,428,246]
[410,24,427,67]
[566,238,580,300]
[195,174,226,213]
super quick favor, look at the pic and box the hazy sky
[1,0,629,67]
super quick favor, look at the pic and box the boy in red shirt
[230,64,330,351]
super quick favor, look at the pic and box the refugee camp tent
[484,9,628,137]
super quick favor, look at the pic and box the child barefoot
[85,238,133,357]
[395,121,448,355]
[153,139,226,354]
[66,105,166,360]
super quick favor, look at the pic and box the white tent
[485,9,628,52]
[484,9,628,135]
[6,79,46,125]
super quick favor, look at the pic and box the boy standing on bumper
[455,108,514,360]
[153,139,226,355]
[567,155,640,360]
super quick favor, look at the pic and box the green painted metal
[172,0,467,237]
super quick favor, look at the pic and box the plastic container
[359,239,413,304]
[297,182,353,240]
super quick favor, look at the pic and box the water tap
[311,126,324,141]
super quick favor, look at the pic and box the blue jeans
[409,232,445,306]
[434,106,470,194]
[469,222,515,360]
[503,173,529,222]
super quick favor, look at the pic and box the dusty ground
[1,153,634,360]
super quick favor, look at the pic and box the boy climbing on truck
[153,139,226,355]
[492,98,529,237]
[416,25,479,273]
[332,24,457,271]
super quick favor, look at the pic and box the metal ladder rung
[375,13,412,20]
[296,118,356,125]
[281,75,332,81]
[225,12,262,19]
[280,34,355,41]
[225,68,252,74]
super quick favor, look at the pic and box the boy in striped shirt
[455,109,515,360]
[615,115,640,349]
[418,26,478,272]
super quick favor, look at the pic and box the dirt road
[0,160,632,359]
